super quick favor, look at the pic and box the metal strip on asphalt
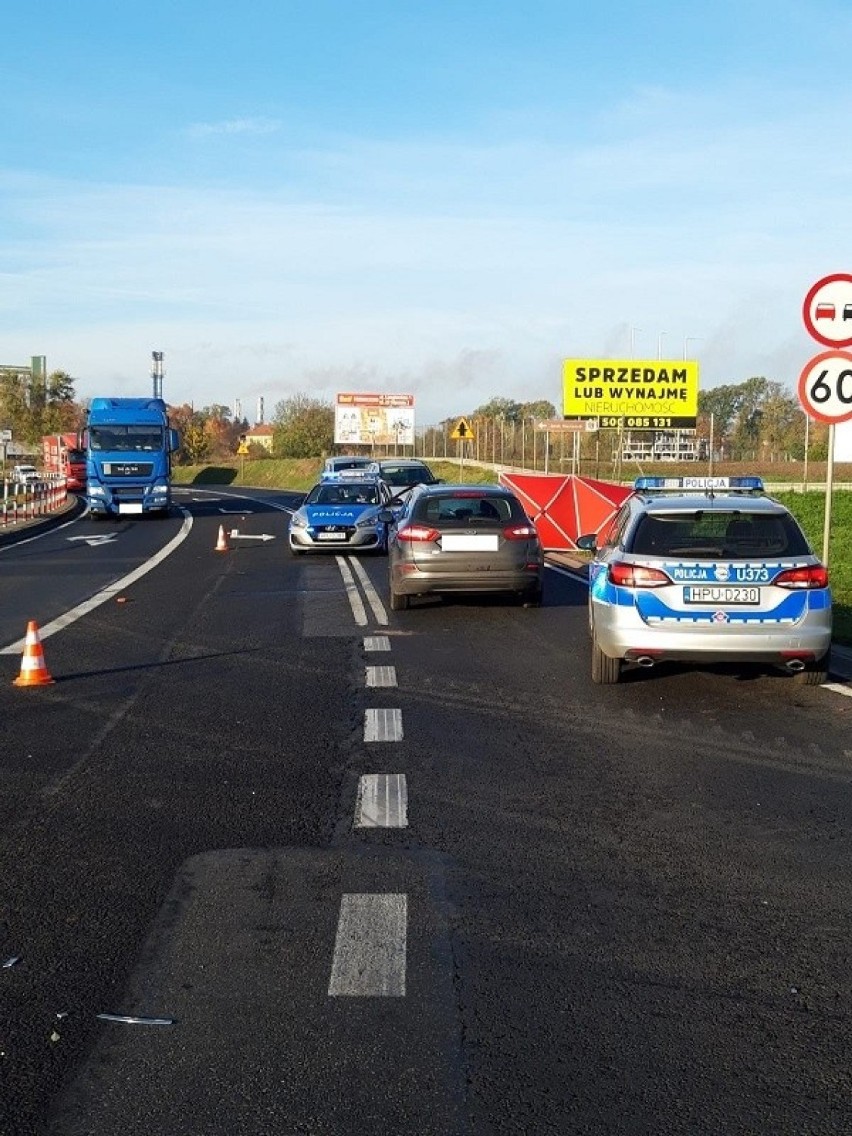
[355,773,408,828]
[364,708,403,742]
[328,894,407,996]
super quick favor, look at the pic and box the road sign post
[451,418,475,479]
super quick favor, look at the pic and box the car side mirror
[576,533,597,552]
[377,509,396,524]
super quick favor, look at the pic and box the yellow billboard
[562,358,699,429]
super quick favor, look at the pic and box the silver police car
[577,476,832,685]
[288,472,395,554]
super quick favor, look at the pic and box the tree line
[0,367,828,464]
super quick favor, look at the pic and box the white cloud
[186,117,282,138]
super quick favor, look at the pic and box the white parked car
[11,464,40,484]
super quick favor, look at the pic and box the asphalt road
[1,487,852,1135]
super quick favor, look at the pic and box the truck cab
[85,398,180,517]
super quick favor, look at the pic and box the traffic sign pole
[823,425,835,565]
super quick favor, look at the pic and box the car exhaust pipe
[785,658,806,673]
[636,655,656,668]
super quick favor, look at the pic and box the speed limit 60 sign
[798,350,852,424]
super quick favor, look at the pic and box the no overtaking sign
[801,273,852,424]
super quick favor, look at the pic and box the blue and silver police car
[576,476,832,685]
[288,471,396,555]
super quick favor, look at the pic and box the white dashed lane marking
[355,774,408,828]
[364,635,391,652]
[328,894,407,997]
[366,665,397,688]
[364,708,403,742]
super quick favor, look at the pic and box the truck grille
[103,462,155,477]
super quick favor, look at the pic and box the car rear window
[381,465,434,486]
[629,511,811,560]
[416,494,518,524]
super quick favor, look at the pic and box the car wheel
[591,628,621,684]
[522,584,542,608]
[389,585,409,611]
[792,654,829,686]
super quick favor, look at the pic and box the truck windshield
[90,426,163,452]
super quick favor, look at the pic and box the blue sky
[3,0,852,426]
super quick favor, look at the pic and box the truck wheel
[591,629,621,684]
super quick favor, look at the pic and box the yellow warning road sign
[236,443,250,456]
[451,417,475,441]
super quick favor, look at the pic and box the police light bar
[320,469,375,482]
[634,476,764,493]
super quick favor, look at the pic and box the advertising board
[562,359,699,429]
[334,393,415,446]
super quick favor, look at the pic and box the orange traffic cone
[215,524,229,552]
[13,620,55,686]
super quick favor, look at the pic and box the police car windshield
[630,511,811,560]
[306,483,379,505]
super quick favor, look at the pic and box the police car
[288,471,397,554]
[576,476,832,685]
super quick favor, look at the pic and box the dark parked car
[365,459,441,497]
[383,483,543,609]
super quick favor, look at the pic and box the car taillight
[503,524,537,540]
[396,524,441,543]
[608,561,671,588]
[774,565,829,590]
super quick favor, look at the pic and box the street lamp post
[683,337,703,360]
[657,332,666,360]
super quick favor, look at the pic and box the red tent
[499,473,633,551]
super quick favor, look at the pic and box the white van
[11,464,40,484]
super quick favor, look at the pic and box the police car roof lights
[320,469,376,482]
[633,475,764,495]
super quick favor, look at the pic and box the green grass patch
[773,490,852,646]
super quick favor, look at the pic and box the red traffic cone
[215,524,229,552]
[13,620,55,686]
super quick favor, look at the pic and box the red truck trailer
[42,433,86,491]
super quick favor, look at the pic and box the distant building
[245,423,274,452]
[617,430,700,462]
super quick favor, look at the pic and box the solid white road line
[822,682,852,698]
[0,511,194,654]
[335,556,368,627]
[364,635,391,652]
[328,894,407,997]
[364,708,403,742]
[355,773,408,828]
[366,665,397,688]
[348,557,389,626]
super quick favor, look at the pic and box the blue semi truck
[84,397,180,518]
